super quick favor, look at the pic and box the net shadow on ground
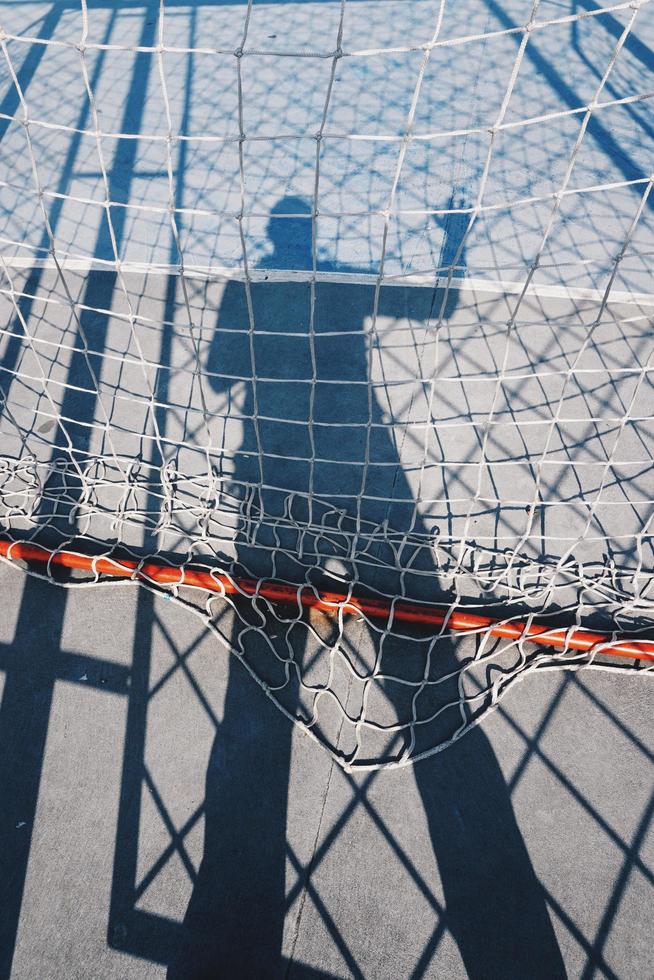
[0,0,653,976]
[1,247,652,972]
[1,167,653,980]
[1,568,653,977]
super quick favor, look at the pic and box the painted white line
[2,255,654,306]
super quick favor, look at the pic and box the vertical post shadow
[0,582,66,980]
[0,7,161,976]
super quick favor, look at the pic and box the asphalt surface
[0,561,653,978]
[1,1,653,976]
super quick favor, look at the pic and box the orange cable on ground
[1,537,653,662]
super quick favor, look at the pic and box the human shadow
[168,195,565,978]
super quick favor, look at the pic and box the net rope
[0,0,652,767]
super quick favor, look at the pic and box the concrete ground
[0,559,653,979]
[0,1,653,977]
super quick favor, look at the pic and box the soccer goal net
[0,0,652,767]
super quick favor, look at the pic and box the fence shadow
[0,0,653,976]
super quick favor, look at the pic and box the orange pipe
[1,537,653,662]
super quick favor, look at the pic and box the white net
[0,0,653,768]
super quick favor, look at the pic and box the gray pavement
[0,1,653,977]
[0,560,653,978]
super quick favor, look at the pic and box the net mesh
[0,0,652,768]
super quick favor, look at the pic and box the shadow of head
[261,194,313,271]
[207,193,368,401]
